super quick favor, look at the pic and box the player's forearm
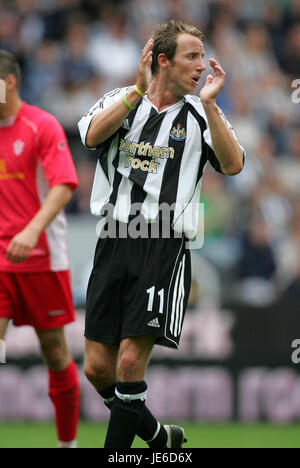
[26,184,72,236]
[202,101,244,175]
[86,88,142,148]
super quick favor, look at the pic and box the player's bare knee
[84,361,113,388]
[38,332,70,370]
[117,354,139,381]
[43,343,69,369]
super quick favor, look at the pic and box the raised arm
[6,184,72,264]
[86,39,153,148]
[200,58,244,175]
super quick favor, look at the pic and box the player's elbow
[86,129,98,149]
[64,185,73,203]
[222,152,244,176]
[86,124,106,149]
[223,163,243,176]
[58,184,73,205]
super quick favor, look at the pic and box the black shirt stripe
[129,107,167,208]
[159,104,189,206]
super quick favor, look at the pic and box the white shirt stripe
[177,254,186,336]
[170,259,183,336]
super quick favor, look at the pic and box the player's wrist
[123,94,135,111]
[200,95,218,107]
[123,87,145,111]
[133,85,146,98]
[25,223,43,238]
[200,98,218,114]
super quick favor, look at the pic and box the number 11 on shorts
[147,286,164,314]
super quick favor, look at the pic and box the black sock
[104,381,147,448]
[138,406,167,448]
[99,383,167,447]
[98,384,115,409]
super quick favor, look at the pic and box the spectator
[62,18,95,87]
[281,259,300,300]
[87,7,140,88]
[279,23,300,80]
[22,40,63,105]
[233,216,278,305]
[276,126,300,197]
[276,213,300,291]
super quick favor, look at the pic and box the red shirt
[0,102,78,272]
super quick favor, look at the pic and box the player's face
[167,33,206,95]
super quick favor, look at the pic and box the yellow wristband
[133,85,145,98]
[123,94,135,111]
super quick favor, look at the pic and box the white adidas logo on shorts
[147,317,160,328]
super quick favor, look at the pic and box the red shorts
[0,271,75,329]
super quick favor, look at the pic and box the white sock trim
[115,388,147,402]
[58,440,77,448]
[146,422,161,443]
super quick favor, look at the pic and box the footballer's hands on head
[199,58,226,104]
[6,226,40,264]
[136,38,153,94]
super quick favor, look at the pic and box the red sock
[48,360,80,444]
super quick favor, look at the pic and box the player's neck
[147,76,183,112]
[0,95,22,120]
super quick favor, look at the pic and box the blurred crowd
[1,0,300,306]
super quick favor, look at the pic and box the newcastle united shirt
[78,86,244,238]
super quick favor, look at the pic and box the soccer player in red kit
[0,50,80,448]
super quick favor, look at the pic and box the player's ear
[5,74,18,92]
[157,53,169,71]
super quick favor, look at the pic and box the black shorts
[85,221,191,349]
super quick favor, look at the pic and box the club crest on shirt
[13,139,25,156]
[170,123,187,141]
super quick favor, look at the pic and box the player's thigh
[84,338,118,383]
[117,336,155,382]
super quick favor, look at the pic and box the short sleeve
[78,87,130,150]
[37,114,78,190]
[203,107,246,173]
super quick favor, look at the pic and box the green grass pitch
[0,421,300,448]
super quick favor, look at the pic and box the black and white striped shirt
[78,86,244,237]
